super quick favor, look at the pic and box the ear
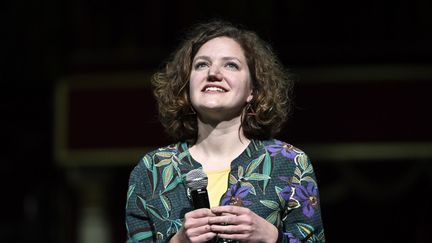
[246,90,254,103]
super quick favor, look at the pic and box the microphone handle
[191,188,210,209]
[190,188,237,242]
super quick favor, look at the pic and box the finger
[185,208,214,219]
[190,231,217,243]
[184,224,213,237]
[208,215,241,225]
[211,205,249,215]
[210,224,247,234]
[184,216,214,230]
[216,233,248,241]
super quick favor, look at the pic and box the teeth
[205,87,225,92]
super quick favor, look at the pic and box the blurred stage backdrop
[2,0,432,242]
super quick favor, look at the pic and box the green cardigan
[126,139,325,242]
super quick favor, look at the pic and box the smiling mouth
[202,86,227,93]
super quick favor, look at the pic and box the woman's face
[189,37,253,120]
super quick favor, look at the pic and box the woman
[126,20,325,243]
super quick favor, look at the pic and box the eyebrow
[193,55,242,63]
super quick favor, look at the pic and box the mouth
[202,85,227,93]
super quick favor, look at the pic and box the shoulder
[260,139,312,170]
[130,142,181,175]
[261,139,318,182]
[262,139,308,160]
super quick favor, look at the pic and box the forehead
[194,37,246,60]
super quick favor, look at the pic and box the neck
[189,116,250,169]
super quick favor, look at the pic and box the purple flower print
[265,140,297,159]
[280,185,293,201]
[283,232,301,243]
[279,177,300,209]
[294,182,319,218]
[221,183,252,206]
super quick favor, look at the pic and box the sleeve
[125,160,156,242]
[277,153,325,243]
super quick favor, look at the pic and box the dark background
[2,0,432,242]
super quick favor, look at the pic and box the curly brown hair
[152,20,294,142]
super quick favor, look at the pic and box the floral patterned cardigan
[126,139,325,242]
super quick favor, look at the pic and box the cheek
[189,72,202,87]
[189,76,198,91]
[188,78,199,103]
[188,83,196,101]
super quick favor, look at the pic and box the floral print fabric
[126,139,325,242]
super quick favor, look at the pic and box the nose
[207,66,223,81]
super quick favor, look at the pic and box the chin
[199,105,224,112]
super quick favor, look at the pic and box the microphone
[185,169,236,243]
[185,169,210,209]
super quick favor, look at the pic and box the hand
[209,206,278,243]
[170,208,217,243]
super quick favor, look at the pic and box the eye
[225,62,239,70]
[194,61,209,70]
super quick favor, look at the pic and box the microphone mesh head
[185,169,208,190]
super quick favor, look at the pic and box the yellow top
[205,167,231,208]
